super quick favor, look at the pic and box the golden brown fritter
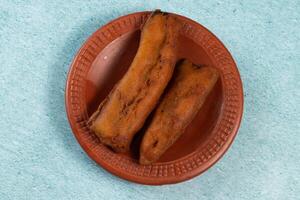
[140,60,219,165]
[89,11,180,152]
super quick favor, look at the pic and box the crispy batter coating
[89,11,180,152]
[140,60,219,165]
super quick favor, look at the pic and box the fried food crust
[140,60,219,165]
[89,11,180,152]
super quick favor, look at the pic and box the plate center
[85,30,223,162]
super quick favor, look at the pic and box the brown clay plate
[65,11,243,185]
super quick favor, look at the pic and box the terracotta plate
[65,11,243,185]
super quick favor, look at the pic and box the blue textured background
[0,0,299,199]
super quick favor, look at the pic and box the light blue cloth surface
[0,0,299,199]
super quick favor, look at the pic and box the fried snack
[89,11,180,152]
[140,60,219,165]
